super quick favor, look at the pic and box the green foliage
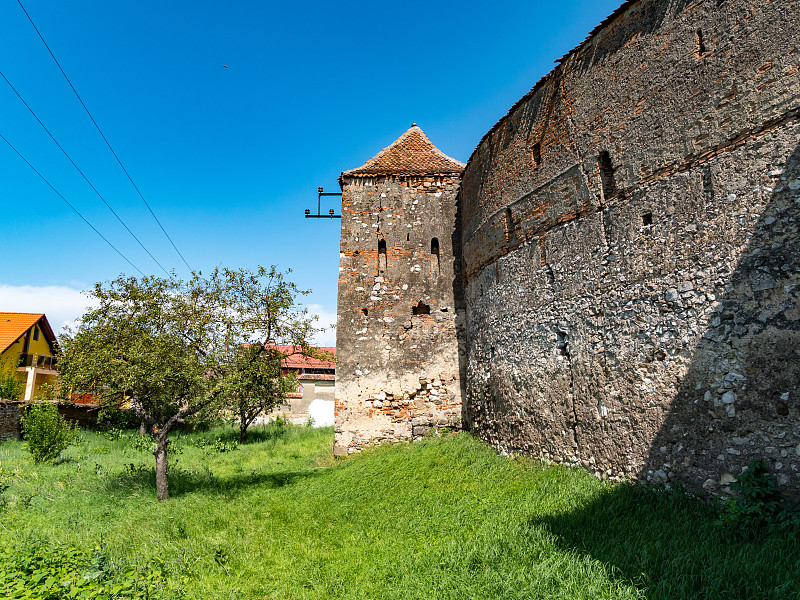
[720,460,800,538]
[58,266,319,499]
[96,408,140,431]
[193,434,238,454]
[0,358,24,401]
[0,540,173,599]
[19,403,77,463]
[0,468,12,511]
[0,428,797,599]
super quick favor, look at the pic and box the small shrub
[0,358,23,401]
[97,406,140,430]
[20,402,77,463]
[130,434,155,453]
[720,459,800,538]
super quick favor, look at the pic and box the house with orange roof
[0,312,59,401]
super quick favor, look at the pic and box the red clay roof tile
[342,124,465,178]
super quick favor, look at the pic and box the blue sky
[1,0,622,344]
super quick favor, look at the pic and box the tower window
[598,151,618,199]
[430,238,441,275]
[412,301,431,316]
[696,29,706,56]
[378,239,387,273]
[532,142,541,167]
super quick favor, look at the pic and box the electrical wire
[16,0,193,272]
[0,69,171,277]
[0,131,144,276]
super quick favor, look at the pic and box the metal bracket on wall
[305,187,342,219]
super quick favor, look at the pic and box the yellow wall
[27,325,54,357]
[1,324,58,398]
[0,336,25,365]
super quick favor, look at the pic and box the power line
[0,131,145,276]
[16,0,193,272]
[0,69,171,277]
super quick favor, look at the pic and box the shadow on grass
[106,464,322,499]
[530,483,800,600]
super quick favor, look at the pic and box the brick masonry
[458,0,800,497]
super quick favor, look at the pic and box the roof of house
[341,124,465,178]
[270,345,336,370]
[0,312,57,355]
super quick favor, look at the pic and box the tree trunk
[240,421,247,444]
[139,420,146,436]
[154,435,169,501]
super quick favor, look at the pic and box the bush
[0,358,23,401]
[720,459,800,538]
[20,403,77,463]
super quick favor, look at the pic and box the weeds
[720,460,800,539]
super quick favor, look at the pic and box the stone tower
[334,124,465,455]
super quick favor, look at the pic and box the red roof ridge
[342,124,465,178]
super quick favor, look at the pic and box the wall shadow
[639,139,800,499]
[530,483,799,599]
[107,466,322,499]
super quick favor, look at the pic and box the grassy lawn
[0,424,797,599]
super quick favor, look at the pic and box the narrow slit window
[378,239,387,273]
[532,142,541,167]
[406,233,410,242]
[430,237,441,275]
[598,151,617,199]
[696,29,706,56]
[505,207,518,244]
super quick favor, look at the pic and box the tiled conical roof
[342,124,465,178]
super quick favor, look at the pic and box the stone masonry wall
[459,0,800,497]
[0,401,22,441]
[335,175,463,454]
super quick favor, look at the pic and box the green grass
[0,425,798,599]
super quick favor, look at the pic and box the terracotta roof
[0,312,56,355]
[342,124,465,178]
[268,345,336,370]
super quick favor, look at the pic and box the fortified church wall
[459,0,800,496]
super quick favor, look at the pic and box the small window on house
[361,308,368,316]
[407,233,410,242]
[412,301,431,316]
[33,326,39,341]
[532,142,541,166]
[642,212,653,226]
[598,151,617,199]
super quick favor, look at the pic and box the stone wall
[0,401,22,441]
[335,175,463,454]
[459,0,800,497]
